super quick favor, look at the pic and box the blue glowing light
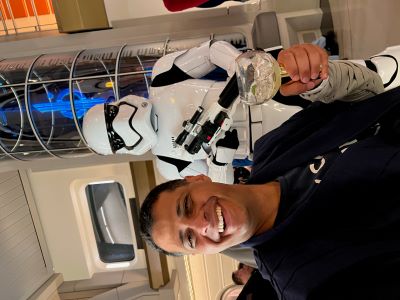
[37,88,109,119]
[0,88,110,124]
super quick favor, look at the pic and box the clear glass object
[235,50,286,105]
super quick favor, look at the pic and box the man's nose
[185,211,209,236]
[188,211,220,241]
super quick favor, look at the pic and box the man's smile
[216,205,225,233]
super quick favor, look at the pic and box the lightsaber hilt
[175,106,204,146]
[185,110,229,155]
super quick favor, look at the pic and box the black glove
[216,129,239,149]
[212,129,239,166]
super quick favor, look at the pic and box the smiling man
[139,49,400,298]
[141,174,280,255]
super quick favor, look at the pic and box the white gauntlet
[207,129,239,184]
[207,156,234,184]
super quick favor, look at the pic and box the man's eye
[187,230,195,249]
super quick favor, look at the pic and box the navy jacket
[245,87,400,300]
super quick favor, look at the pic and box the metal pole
[5,0,18,34]
[30,0,41,31]
[45,0,52,14]
[0,3,8,35]
[22,0,29,18]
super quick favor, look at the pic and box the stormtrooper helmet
[82,95,157,155]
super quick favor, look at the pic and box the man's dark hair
[139,179,187,256]
[232,271,245,285]
[232,263,245,285]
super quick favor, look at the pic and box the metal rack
[0,33,246,162]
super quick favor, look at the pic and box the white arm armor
[155,157,208,180]
[151,50,185,80]
[155,156,233,184]
[167,156,234,184]
[174,40,242,78]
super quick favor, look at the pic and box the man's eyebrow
[176,194,182,217]
[176,199,181,217]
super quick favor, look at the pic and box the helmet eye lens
[104,102,143,153]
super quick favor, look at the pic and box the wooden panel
[188,254,209,300]
[188,253,239,300]
[0,171,51,300]
[204,254,224,298]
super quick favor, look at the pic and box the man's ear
[184,174,211,183]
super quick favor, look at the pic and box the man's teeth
[216,206,225,233]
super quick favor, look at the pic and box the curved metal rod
[114,44,127,101]
[0,74,24,154]
[31,70,56,146]
[162,37,170,57]
[0,78,23,160]
[136,55,151,96]
[96,53,117,97]
[24,54,59,158]
[68,50,97,154]
[0,57,25,160]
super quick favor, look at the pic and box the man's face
[151,175,256,255]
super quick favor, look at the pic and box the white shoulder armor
[174,40,216,78]
[209,40,242,77]
[173,40,242,78]
[151,50,186,80]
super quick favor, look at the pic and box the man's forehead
[159,184,186,200]
[151,190,184,253]
[151,214,184,254]
[153,187,184,217]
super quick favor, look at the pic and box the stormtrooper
[82,40,400,184]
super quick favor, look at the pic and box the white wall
[103,0,244,22]
[103,0,320,22]
[103,0,321,23]
[329,0,400,59]
[28,162,146,281]
[104,0,171,21]
[273,0,320,13]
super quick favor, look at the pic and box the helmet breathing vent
[171,137,177,148]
